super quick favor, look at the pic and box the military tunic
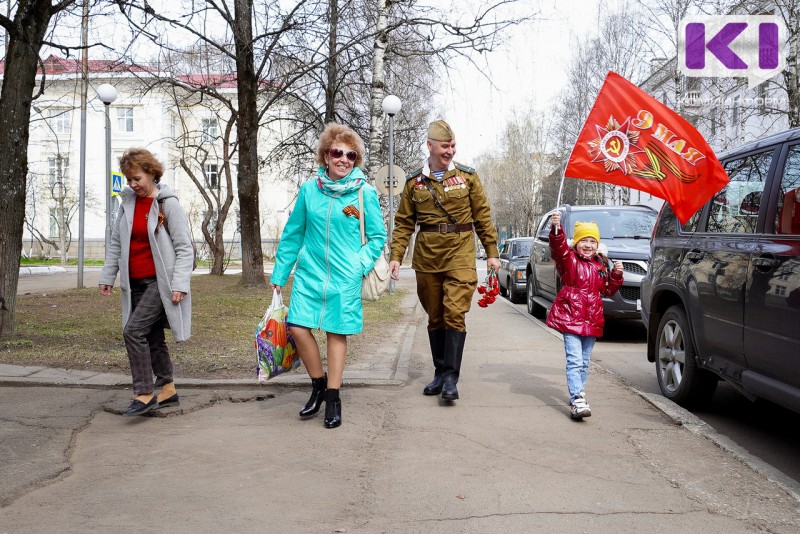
[390,161,500,270]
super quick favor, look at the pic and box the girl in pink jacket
[545,212,624,420]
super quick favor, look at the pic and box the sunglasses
[328,147,358,162]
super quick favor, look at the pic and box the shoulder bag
[358,188,390,301]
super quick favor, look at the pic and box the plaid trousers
[124,278,173,395]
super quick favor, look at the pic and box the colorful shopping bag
[255,289,300,382]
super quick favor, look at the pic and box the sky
[432,0,602,162]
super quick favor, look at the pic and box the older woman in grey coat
[99,148,193,416]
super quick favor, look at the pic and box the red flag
[565,71,729,224]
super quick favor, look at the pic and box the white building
[3,55,298,261]
[640,58,792,154]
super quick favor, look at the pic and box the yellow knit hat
[573,221,600,245]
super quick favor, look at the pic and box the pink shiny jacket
[545,226,623,337]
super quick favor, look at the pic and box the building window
[117,107,134,132]
[202,118,219,143]
[48,156,70,187]
[731,96,740,125]
[685,77,701,104]
[710,106,717,136]
[171,116,177,138]
[49,207,59,238]
[204,163,219,189]
[47,109,71,135]
[757,82,768,114]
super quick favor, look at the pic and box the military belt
[419,223,474,234]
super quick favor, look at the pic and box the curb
[18,266,68,276]
[497,295,800,504]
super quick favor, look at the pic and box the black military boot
[423,330,447,395]
[441,330,467,401]
[299,373,327,417]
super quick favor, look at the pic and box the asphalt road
[508,297,800,485]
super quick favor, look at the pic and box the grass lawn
[3,274,406,379]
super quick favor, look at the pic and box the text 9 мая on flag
[564,71,729,224]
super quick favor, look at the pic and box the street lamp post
[96,84,117,257]
[381,94,402,293]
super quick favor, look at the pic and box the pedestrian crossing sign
[111,172,123,197]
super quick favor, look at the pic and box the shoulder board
[406,167,423,181]
[454,162,475,174]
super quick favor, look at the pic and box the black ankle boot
[324,389,341,429]
[299,374,327,417]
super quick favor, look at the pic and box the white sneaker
[570,395,591,419]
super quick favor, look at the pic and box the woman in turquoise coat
[270,123,386,429]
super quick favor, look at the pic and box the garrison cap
[427,120,454,142]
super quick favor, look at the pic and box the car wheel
[655,305,718,409]
[526,275,544,316]
[499,280,508,297]
[508,278,520,303]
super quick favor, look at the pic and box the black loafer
[123,396,159,416]
[156,394,180,409]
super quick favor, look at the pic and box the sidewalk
[2,269,800,531]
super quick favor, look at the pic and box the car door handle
[752,257,780,268]
[685,250,704,262]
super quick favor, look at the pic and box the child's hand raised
[612,261,623,274]
[551,212,561,230]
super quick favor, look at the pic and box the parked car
[497,237,533,303]
[476,243,487,260]
[641,127,800,414]
[526,204,658,320]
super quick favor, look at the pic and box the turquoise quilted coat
[270,179,387,335]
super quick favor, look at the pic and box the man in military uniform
[388,119,500,401]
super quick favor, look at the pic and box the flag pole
[556,169,565,207]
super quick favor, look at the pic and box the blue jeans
[563,333,596,403]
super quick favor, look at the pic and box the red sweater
[129,196,157,279]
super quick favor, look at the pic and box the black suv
[526,205,657,320]
[641,127,800,414]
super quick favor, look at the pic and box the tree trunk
[785,17,799,128]
[324,0,338,123]
[365,0,389,179]
[0,0,69,338]
[233,0,266,286]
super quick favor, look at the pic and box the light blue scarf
[316,166,365,198]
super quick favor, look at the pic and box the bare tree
[116,0,384,285]
[477,109,556,236]
[553,2,654,206]
[0,0,81,338]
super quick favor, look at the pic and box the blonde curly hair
[315,122,365,169]
[119,148,164,183]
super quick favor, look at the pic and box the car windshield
[568,209,657,239]
[511,240,532,258]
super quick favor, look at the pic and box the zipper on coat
[319,197,334,329]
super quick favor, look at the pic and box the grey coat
[99,184,193,341]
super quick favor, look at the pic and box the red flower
[476,268,500,308]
